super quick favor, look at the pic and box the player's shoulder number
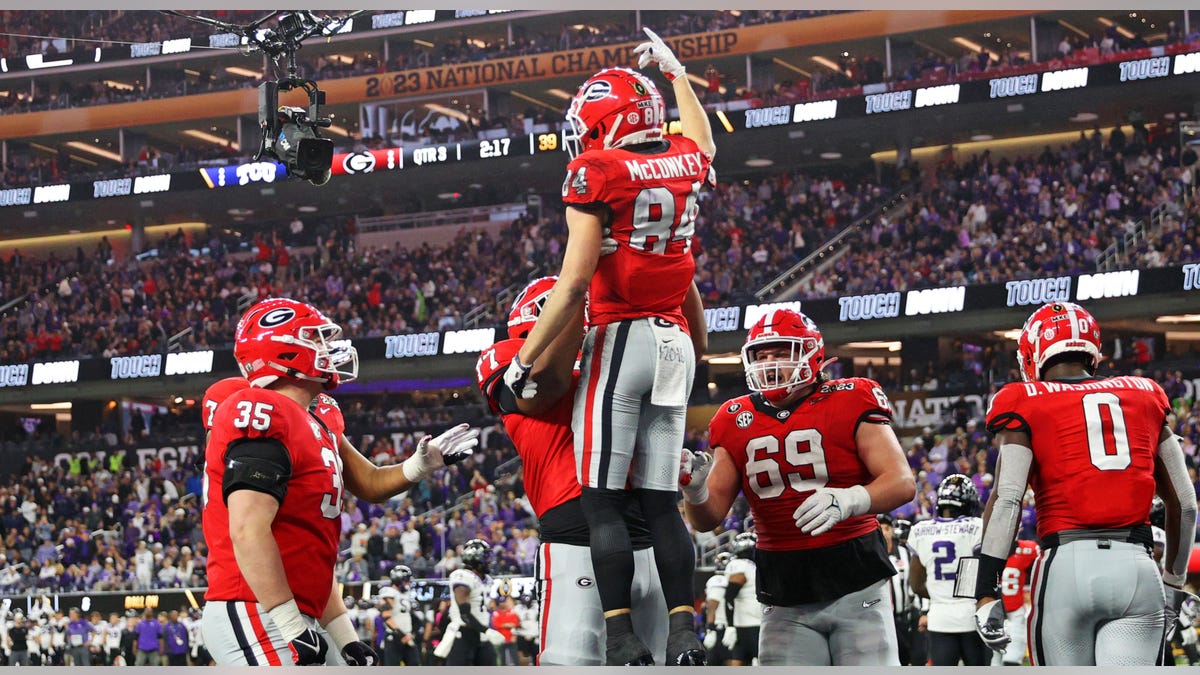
[232,399,274,431]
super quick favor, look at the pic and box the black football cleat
[606,635,654,666]
[666,612,707,666]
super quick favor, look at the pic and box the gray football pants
[1028,539,1164,665]
[759,578,899,665]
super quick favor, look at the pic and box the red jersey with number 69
[202,376,250,432]
[562,136,711,331]
[1001,539,1039,612]
[203,387,343,618]
[475,338,580,517]
[708,378,894,551]
[986,375,1169,540]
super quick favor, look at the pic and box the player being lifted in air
[503,27,713,666]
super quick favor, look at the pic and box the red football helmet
[507,276,558,340]
[565,67,665,158]
[1017,301,1101,382]
[234,297,358,390]
[741,309,824,405]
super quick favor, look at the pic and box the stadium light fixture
[772,57,811,78]
[64,141,122,162]
[183,129,241,152]
[225,66,262,78]
[30,402,72,410]
[810,55,843,72]
[706,355,742,365]
[1156,314,1200,323]
[844,341,902,351]
[1096,17,1136,39]
[546,88,573,100]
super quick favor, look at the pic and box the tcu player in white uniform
[381,565,422,666]
[443,540,505,666]
[702,552,731,662]
[723,532,762,666]
[102,612,123,665]
[908,474,989,666]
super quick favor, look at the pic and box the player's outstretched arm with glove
[339,423,479,503]
[1155,427,1198,638]
[681,447,741,532]
[634,27,716,158]
[793,420,915,535]
[957,431,1033,652]
[320,580,378,666]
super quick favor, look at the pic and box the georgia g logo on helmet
[258,307,296,328]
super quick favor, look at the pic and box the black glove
[341,640,379,666]
[287,627,329,666]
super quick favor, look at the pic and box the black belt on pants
[1042,524,1152,549]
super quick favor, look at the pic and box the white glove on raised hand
[503,356,537,400]
[484,628,506,646]
[973,599,1011,652]
[633,27,685,82]
[679,449,713,504]
[402,423,480,482]
[792,485,871,535]
[721,625,738,650]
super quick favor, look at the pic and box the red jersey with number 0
[1001,539,1039,612]
[201,376,250,432]
[562,136,711,330]
[708,378,893,551]
[986,376,1169,539]
[203,387,343,618]
[475,338,581,517]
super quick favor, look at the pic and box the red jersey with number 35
[708,378,893,551]
[203,387,343,618]
[475,338,581,517]
[202,376,250,432]
[562,136,711,330]
[986,376,1169,539]
[1001,539,1039,612]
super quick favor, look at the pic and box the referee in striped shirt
[879,516,920,665]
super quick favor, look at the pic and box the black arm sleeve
[222,438,292,505]
[974,554,1008,600]
[724,582,742,626]
[457,603,488,634]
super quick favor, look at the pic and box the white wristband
[683,483,709,505]
[401,456,424,483]
[324,612,358,650]
[267,598,308,642]
[840,485,872,518]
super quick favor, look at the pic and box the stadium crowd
[3,119,1198,366]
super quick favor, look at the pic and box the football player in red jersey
[502,28,713,666]
[476,277,667,665]
[962,301,1196,665]
[991,539,1038,666]
[201,298,477,666]
[678,309,915,665]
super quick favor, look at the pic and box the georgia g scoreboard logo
[342,151,377,174]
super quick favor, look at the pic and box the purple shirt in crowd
[135,619,163,652]
[164,621,188,655]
